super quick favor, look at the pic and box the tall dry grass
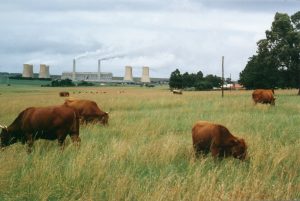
[0,86,299,200]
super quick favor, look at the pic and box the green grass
[0,85,299,200]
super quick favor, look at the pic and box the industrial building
[61,72,113,81]
[65,58,151,83]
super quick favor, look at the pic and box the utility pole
[222,56,224,98]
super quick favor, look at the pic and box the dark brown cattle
[59,91,69,97]
[0,105,80,152]
[192,121,247,160]
[64,99,109,125]
[252,89,275,105]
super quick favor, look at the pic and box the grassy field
[0,85,299,201]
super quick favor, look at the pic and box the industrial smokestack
[72,59,76,81]
[39,64,50,78]
[98,59,101,81]
[22,64,34,78]
[124,66,133,82]
[141,66,150,83]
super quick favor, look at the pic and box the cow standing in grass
[0,105,80,152]
[64,99,109,125]
[252,89,275,105]
[192,121,247,160]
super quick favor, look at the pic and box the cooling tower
[39,64,50,78]
[72,59,76,81]
[124,66,133,81]
[22,64,34,78]
[141,66,150,83]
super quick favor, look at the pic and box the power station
[62,59,151,83]
[22,64,51,78]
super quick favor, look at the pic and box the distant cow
[252,89,275,105]
[64,99,109,125]
[0,105,80,152]
[59,91,69,97]
[192,121,247,160]
[172,89,182,95]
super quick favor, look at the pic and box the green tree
[239,12,300,94]
[204,74,222,88]
[169,69,183,89]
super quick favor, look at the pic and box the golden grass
[0,86,299,200]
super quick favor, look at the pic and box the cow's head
[0,125,11,147]
[271,97,276,106]
[230,138,247,160]
[99,112,109,125]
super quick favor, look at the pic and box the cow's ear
[0,125,8,132]
[230,138,239,145]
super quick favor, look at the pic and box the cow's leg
[210,142,220,158]
[26,134,34,153]
[58,136,67,150]
[56,130,67,150]
[70,135,81,147]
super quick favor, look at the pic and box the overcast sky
[0,0,299,80]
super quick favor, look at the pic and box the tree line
[169,69,222,90]
[239,11,300,95]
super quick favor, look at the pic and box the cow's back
[252,89,275,104]
[64,99,102,116]
[192,121,232,148]
[21,106,78,134]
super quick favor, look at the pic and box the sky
[0,0,299,80]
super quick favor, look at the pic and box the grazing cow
[192,121,247,160]
[64,99,109,125]
[0,105,80,152]
[172,89,182,95]
[59,91,69,97]
[252,89,275,105]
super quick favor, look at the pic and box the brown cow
[192,121,247,160]
[64,99,109,125]
[0,105,80,152]
[252,89,275,105]
[59,91,69,97]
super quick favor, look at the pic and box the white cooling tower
[22,64,34,78]
[39,64,50,78]
[141,66,150,83]
[124,66,133,81]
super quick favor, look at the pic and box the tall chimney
[98,59,101,81]
[72,59,76,81]
[124,66,133,81]
[141,66,150,83]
